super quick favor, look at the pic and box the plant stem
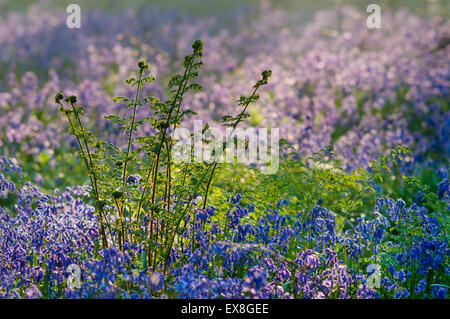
[163,83,262,273]
[59,101,108,249]
[122,68,144,189]
[202,85,259,209]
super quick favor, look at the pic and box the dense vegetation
[0,2,448,298]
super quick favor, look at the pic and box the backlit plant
[0,2,448,299]
[54,40,272,273]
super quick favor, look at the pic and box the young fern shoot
[56,39,271,274]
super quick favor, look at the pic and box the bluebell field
[0,1,448,299]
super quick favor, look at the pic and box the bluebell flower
[415,279,427,293]
[437,178,448,199]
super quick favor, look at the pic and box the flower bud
[55,92,64,103]
[138,60,148,69]
[65,95,77,104]
[192,40,203,52]
[262,70,272,80]
[112,191,123,199]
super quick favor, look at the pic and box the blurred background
[0,0,448,192]
[1,0,449,17]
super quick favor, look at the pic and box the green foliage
[208,143,447,238]
[56,40,272,273]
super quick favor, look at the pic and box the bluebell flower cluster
[165,190,448,299]
[0,3,448,185]
[0,156,22,198]
[0,152,448,299]
[0,2,448,299]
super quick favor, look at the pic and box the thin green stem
[59,101,108,249]
[201,85,259,209]
[122,68,144,188]
[163,83,262,273]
